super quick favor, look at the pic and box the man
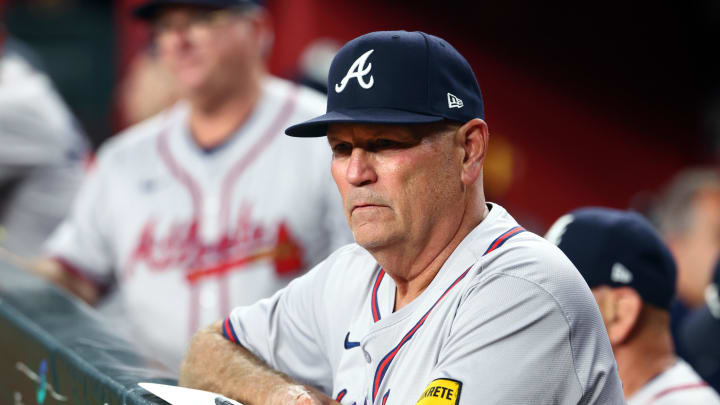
[650,169,720,366]
[36,0,350,372]
[547,207,720,404]
[0,26,88,257]
[651,169,720,310]
[179,30,623,404]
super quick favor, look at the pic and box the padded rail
[0,259,176,404]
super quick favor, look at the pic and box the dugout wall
[0,260,175,405]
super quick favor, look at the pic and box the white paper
[138,382,244,405]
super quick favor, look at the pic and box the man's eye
[332,143,352,156]
[373,139,400,149]
[189,15,212,25]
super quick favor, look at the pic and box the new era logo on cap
[447,93,463,109]
[610,262,633,284]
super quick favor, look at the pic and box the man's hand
[0,247,100,305]
[266,384,340,405]
[180,321,340,405]
[32,258,101,304]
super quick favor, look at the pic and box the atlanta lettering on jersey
[124,204,303,282]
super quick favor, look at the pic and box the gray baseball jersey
[224,203,625,404]
[628,359,720,405]
[0,41,88,257]
[45,76,352,371]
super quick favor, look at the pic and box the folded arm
[180,321,339,405]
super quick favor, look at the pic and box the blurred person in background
[0,14,89,258]
[650,169,720,358]
[32,0,351,372]
[293,38,340,94]
[679,260,720,392]
[651,169,720,310]
[547,207,720,404]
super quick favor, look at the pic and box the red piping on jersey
[483,226,525,255]
[645,382,709,404]
[381,390,390,405]
[372,266,471,401]
[335,389,347,401]
[157,125,205,337]
[217,85,299,317]
[371,226,526,401]
[222,316,240,344]
[218,85,300,227]
[372,269,385,323]
[153,85,300,337]
[157,129,204,225]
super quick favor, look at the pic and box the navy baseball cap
[547,207,677,310]
[133,0,262,20]
[285,30,484,138]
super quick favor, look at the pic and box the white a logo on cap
[447,93,464,109]
[335,49,375,93]
[611,262,633,284]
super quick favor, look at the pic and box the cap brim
[132,1,233,20]
[285,108,445,137]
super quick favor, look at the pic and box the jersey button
[363,350,372,363]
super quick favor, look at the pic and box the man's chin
[176,73,211,95]
[352,228,397,252]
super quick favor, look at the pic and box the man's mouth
[351,203,387,214]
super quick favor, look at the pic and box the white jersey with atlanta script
[45,76,352,371]
[224,203,625,405]
[628,359,720,405]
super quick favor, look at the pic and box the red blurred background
[4,0,718,231]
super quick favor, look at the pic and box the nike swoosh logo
[344,332,360,349]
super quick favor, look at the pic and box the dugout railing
[0,259,176,405]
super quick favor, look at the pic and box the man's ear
[456,118,488,185]
[606,287,643,346]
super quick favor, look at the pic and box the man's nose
[346,148,377,187]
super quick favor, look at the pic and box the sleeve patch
[416,378,462,405]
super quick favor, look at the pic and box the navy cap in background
[546,207,677,310]
[285,30,484,138]
[133,0,262,20]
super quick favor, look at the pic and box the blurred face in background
[670,188,720,308]
[153,5,270,100]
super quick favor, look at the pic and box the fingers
[265,384,335,405]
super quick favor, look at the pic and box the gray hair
[650,168,720,237]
